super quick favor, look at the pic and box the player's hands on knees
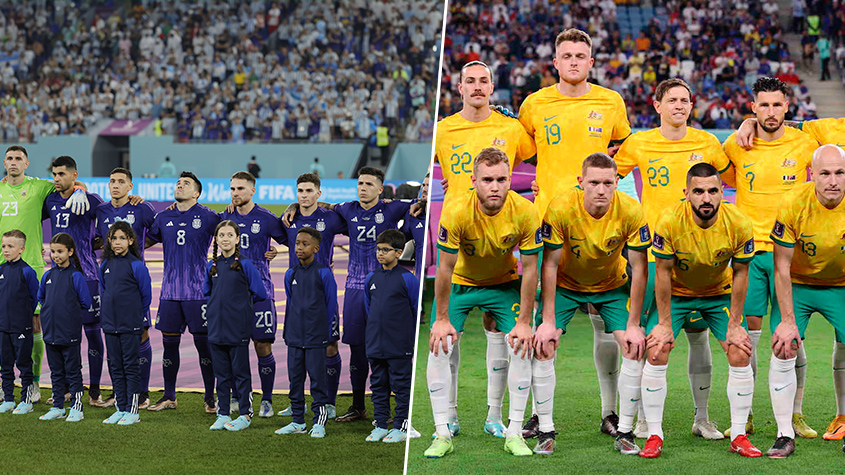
[726,323,752,357]
[533,321,559,359]
[429,319,457,356]
[128,194,145,205]
[530,180,539,198]
[736,118,757,149]
[646,323,675,358]
[772,321,801,359]
[508,322,534,359]
[622,325,646,361]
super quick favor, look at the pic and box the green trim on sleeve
[543,242,563,250]
[627,243,651,251]
[733,256,754,263]
[520,246,543,255]
[651,250,674,260]
[436,242,459,254]
[771,236,795,248]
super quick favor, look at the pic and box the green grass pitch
[408,288,845,474]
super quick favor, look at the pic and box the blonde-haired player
[433,61,537,438]
[518,28,632,436]
[614,78,731,440]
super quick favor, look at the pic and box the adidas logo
[0,275,4,280]
[370,283,376,290]
[104,269,110,274]
[18,334,24,339]
[291,223,296,228]
[351,217,358,222]
[265,328,273,333]
[416,222,423,228]
[292,279,297,285]
[166,221,174,226]
[46,279,51,284]
[104,218,110,223]
[51,206,56,210]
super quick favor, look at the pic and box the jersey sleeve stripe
[732,256,755,263]
[770,236,795,248]
[543,242,563,250]
[627,243,651,251]
[520,246,543,255]
[436,242,459,254]
[652,250,674,260]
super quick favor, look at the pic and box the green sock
[32,332,44,382]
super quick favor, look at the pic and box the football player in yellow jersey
[425,148,542,458]
[641,163,760,459]
[518,29,631,437]
[535,153,651,456]
[736,116,845,149]
[615,78,731,440]
[722,77,820,439]
[433,61,537,439]
[767,145,845,458]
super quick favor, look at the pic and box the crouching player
[364,230,419,443]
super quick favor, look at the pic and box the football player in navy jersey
[146,172,221,413]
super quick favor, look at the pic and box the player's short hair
[686,162,720,184]
[51,156,77,171]
[297,172,321,189]
[473,147,510,173]
[582,152,617,175]
[110,167,133,181]
[654,78,692,102]
[812,144,845,165]
[5,145,27,158]
[2,229,26,243]
[358,166,385,184]
[752,77,790,99]
[377,229,406,250]
[231,171,256,186]
[459,61,493,82]
[297,227,322,245]
[179,171,202,195]
[555,28,592,51]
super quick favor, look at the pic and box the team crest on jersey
[587,110,603,121]
[782,158,797,168]
[782,174,797,183]
[126,214,135,224]
[541,221,552,240]
[438,225,448,242]
[653,233,665,250]
[744,239,754,255]
[251,222,261,234]
[772,221,785,238]
[588,126,603,137]
[492,137,506,147]
[192,217,202,229]
[534,227,543,244]
[689,153,703,162]
[639,224,650,243]
[316,221,326,231]
[375,213,384,224]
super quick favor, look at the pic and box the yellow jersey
[652,200,755,297]
[723,127,817,252]
[771,182,845,286]
[437,189,543,287]
[801,118,845,146]
[543,186,651,292]
[518,83,631,215]
[434,111,536,199]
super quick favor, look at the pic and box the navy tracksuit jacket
[0,259,39,403]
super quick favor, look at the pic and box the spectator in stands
[247,156,261,179]
[158,157,176,178]
[310,158,325,179]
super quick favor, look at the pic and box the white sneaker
[692,419,725,440]
[259,400,273,418]
[634,419,648,439]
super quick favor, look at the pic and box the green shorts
[642,261,709,330]
[430,281,521,333]
[537,285,630,334]
[744,251,775,317]
[644,294,747,341]
[769,284,845,343]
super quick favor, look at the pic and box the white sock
[485,329,508,422]
[533,357,556,433]
[641,361,667,439]
[748,329,762,379]
[769,354,797,438]
[637,401,645,424]
[506,338,532,437]
[448,339,460,422]
[618,357,644,434]
[590,313,619,418]
[833,342,845,415]
[427,347,453,438]
[686,330,712,422]
[727,365,754,441]
[793,343,807,414]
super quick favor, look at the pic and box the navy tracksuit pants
[287,346,328,425]
[369,357,412,431]
[211,343,253,418]
[45,343,84,410]
[105,333,141,414]
[0,331,33,403]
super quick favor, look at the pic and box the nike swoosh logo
[630,398,641,403]
[608,370,618,375]
[648,158,663,163]
[699,386,710,391]
[689,317,703,323]
[492,367,506,372]
[465,238,479,242]
[799,234,815,238]
[430,388,443,393]
[544,115,557,122]
[570,237,586,241]
[518,386,530,391]
[774,383,793,392]
[645,387,663,392]
[834,367,845,371]
[675,251,690,255]
[743,163,756,168]
[795,363,808,368]
[737,391,753,396]
[452,143,466,150]
[537,398,552,405]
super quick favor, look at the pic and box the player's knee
[481,312,496,331]
[327,342,339,357]
[746,316,763,331]
[141,329,149,342]
[253,340,272,357]
[648,346,671,365]
[727,346,750,367]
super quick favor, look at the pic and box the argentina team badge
[126,213,136,224]
[316,221,326,231]
[252,221,261,233]
[375,212,384,224]
[192,217,202,229]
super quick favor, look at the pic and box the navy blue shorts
[252,299,277,341]
[341,288,366,345]
[155,299,208,334]
[83,280,101,325]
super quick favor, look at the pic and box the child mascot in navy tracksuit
[39,233,92,422]
[0,230,40,415]
[99,221,152,426]
[276,227,337,439]
[203,220,266,432]
[364,230,419,443]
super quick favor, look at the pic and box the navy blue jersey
[38,265,91,345]
[99,253,152,334]
[203,257,267,346]
[400,210,426,277]
[148,203,221,300]
[44,191,104,281]
[334,200,413,289]
[95,201,157,260]
[220,205,284,297]
[280,207,347,269]
[364,266,419,359]
[283,260,337,348]
[0,259,39,333]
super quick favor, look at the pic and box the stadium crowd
[0,0,441,144]
[439,0,845,129]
